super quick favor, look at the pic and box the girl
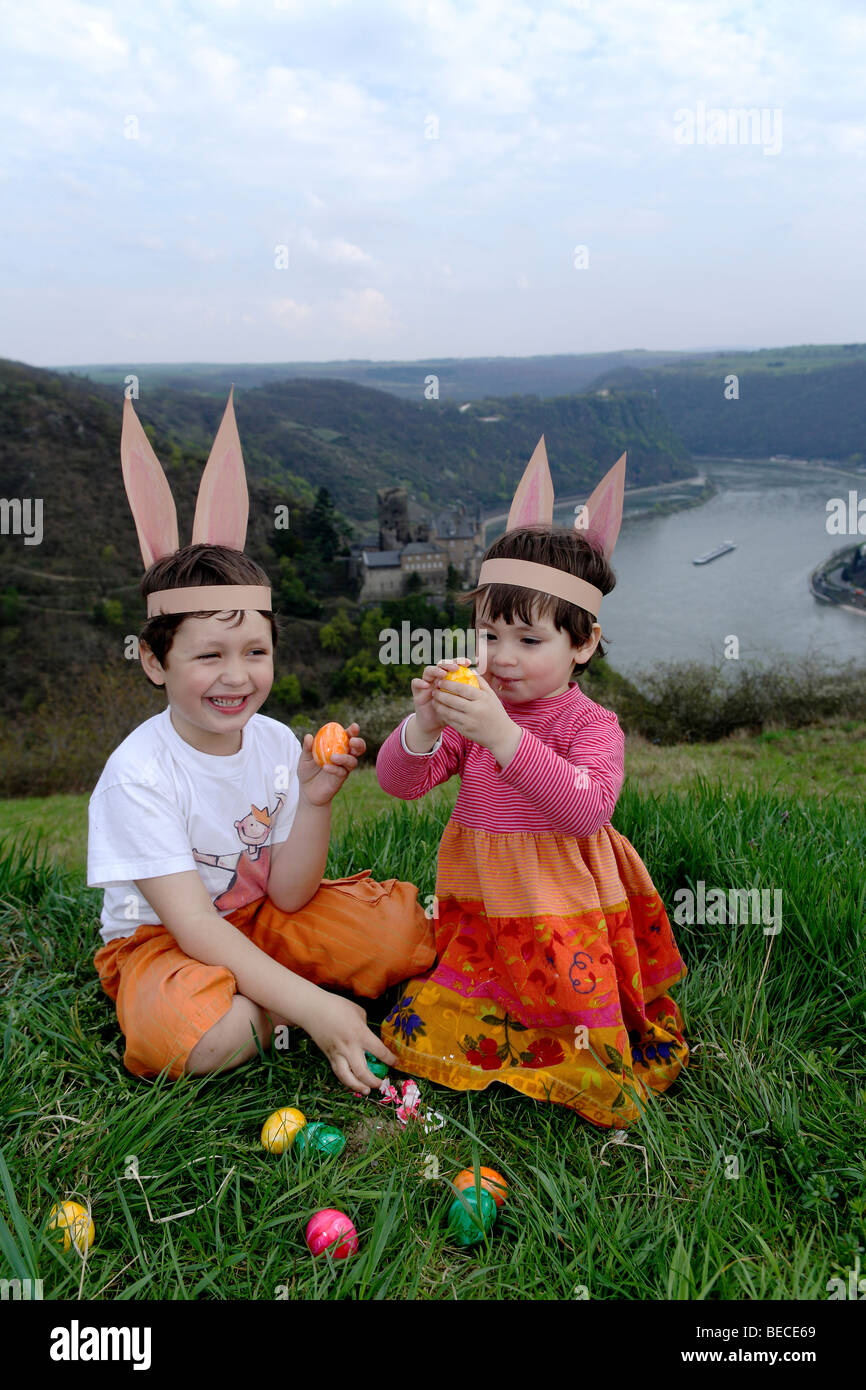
[375,441,688,1128]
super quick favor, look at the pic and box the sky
[1,0,864,367]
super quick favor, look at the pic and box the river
[484,458,865,679]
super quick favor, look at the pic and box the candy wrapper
[355,1076,446,1133]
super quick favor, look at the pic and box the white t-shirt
[88,708,301,943]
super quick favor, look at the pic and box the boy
[88,396,435,1090]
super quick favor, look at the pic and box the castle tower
[377,486,410,551]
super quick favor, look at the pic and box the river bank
[482,472,715,537]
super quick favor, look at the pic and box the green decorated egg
[295,1123,346,1158]
[364,1051,389,1079]
[446,1187,497,1246]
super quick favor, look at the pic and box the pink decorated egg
[305,1208,358,1259]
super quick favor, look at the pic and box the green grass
[1,774,864,1302]
[3,717,863,877]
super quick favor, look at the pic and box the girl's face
[476,602,601,702]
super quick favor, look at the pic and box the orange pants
[93,870,436,1081]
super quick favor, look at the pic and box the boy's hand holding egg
[297,721,365,806]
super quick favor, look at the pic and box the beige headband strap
[477,559,603,618]
[146,585,273,618]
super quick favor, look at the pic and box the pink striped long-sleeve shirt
[375,682,625,836]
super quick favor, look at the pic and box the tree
[308,487,341,565]
[277,556,321,617]
[319,606,356,652]
[269,673,302,711]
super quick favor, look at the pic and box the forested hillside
[70,342,866,465]
[0,357,692,717]
[590,344,866,463]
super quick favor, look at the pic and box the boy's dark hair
[139,544,278,680]
[456,526,616,672]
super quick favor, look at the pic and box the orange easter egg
[453,1167,508,1208]
[312,722,351,766]
[441,666,480,688]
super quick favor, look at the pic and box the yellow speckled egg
[261,1107,307,1153]
[441,666,480,688]
[48,1200,95,1254]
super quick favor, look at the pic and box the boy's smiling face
[140,610,274,754]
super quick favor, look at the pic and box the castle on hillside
[347,486,486,603]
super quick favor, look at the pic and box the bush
[2,652,864,797]
[268,673,302,713]
[92,598,125,629]
[0,586,21,625]
[610,654,866,744]
[0,665,163,797]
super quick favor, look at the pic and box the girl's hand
[411,665,451,738]
[299,992,399,1094]
[429,661,515,751]
[297,723,365,806]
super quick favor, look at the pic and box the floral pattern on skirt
[382,819,689,1129]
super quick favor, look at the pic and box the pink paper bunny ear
[191,387,249,550]
[120,396,180,568]
[507,436,554,530]
[579,452,627,560]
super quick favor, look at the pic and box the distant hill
[589,345,866,464]
[66,341,866,465]
[0,357,692,717]
[61,349,691,402]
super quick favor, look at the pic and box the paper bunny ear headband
[121,388,272,618]
[476,438,626,618]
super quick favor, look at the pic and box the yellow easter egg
[441,665,480,688]
[48,1200,95,1254]
[261,1107,306,1153]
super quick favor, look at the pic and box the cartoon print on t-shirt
[193,795,286,911]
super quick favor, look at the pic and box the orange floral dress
[375,684,688,1129]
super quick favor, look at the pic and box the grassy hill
[3,714,863,877]
[0,740,863,1300]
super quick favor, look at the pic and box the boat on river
[693,541,736,565]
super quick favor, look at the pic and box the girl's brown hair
[139,543,278,673]
[457,527,616,671]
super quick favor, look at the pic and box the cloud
[1,0,128,69]
[271,297,313,325]
[336,287,399,336]
[3,0,865,362]
[296,231,373,266]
